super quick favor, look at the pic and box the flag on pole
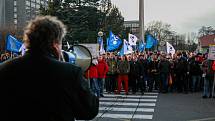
[99,38,105,55]
[145,34,158,49]
[98,37,103,45]
[128,33,138,45]
[19,44,26,56]
[106,31,122,52]
[6,34,23,53]
[166,42,175,56]
[119,39,132,56]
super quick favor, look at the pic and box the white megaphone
[62,45,92,71]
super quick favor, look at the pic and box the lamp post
[139,0,144,43]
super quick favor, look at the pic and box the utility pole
[139,0,144,43]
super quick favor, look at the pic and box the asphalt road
[85,92,215,121]
[153,92,215,121]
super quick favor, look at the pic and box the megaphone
[62,45,92,71]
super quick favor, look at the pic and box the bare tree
[146,21,173,42]
[198,26,215,37]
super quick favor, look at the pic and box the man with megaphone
[0,16,99,121]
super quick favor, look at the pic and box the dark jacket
[138,59,148,76]
[117,60,130,74]
[158,60,170,74]
[0,52,99,121]
[189,60,202,76]
[148,60,159,76]
[129,60,140,78]
[107,58,117,75]
[175,57,188,75]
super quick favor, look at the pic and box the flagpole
[139,0,145,50]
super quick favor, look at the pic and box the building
[199,34,215,53]
[0,0,48,51]
[124,20,140,38]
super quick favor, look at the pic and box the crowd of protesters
[85,51,215,99]
[1,50,214,99]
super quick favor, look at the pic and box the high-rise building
[0,0,48,33]
[0,0,48,51]
[124,20,140,38]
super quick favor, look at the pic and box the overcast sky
[111,0,215,34]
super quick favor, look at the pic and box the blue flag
[138,41,145,52]
[6,34,23,53]
[145,34,157,49]
[119,40,129,56]
[98,37,103,45]
[106,31,122,52]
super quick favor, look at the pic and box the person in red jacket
[86,59,100,97]
[97,56,109,97]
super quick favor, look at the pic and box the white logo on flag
[128,34,138,45]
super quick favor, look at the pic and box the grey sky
[111,0,215,34]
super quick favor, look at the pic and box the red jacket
[97,60,109,78]
[85,65,98,79]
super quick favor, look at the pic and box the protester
[87,59,100,97]
[148,54,159,92]
[189,55,202,92]
[117,55,130,94]
[158,55,171,93]
[106,53,117,93]
[97,55,109,97]
[129,55,140,94]
[138,54,148,93]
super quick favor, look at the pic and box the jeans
[192,75,201,92]
[90,78,100,97]
[160,73,168,92]
[203,77,213,97]
[98,78,105,95]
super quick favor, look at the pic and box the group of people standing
[86,51,215,99]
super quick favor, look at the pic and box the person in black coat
[0,16,99,121]
[129,55,140,94]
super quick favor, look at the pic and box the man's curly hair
[23,16,67,53]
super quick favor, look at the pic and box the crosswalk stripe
[97,113,153,119]
[103,94,158,98]
[100,98,157,102]
[100,102,156,106]
[103,94,142,98]
[99,107,154,112]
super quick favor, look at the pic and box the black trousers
[106,74,116,92]
[176,74,188,93]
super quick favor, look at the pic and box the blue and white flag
[106,31,122,52]
[138,41,145,52]
[119,39,132,56]
[166,42,175,56]
[19,44,26,56]
[6,34,23,53]
[128,33,138,45]
[145,34,158,49]
[99,38,105,55]
[98,37,103,45]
